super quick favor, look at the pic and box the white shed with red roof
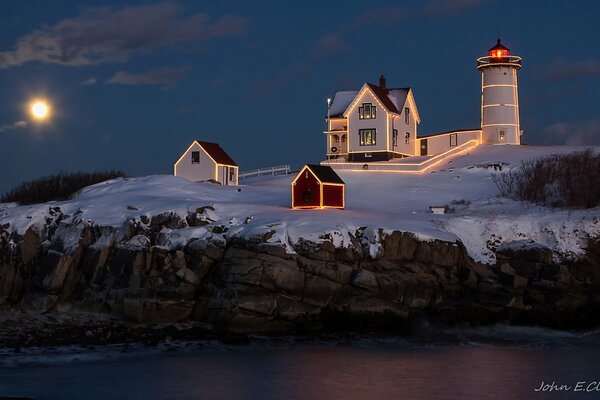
[174,140,238,185]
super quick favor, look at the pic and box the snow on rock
[1,145,599,264]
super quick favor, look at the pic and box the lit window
[405,108,410,124]
[191,151,200,164]
[392,129,398,147]
[359,129,376,145]
[405,132,410,144]
[450,133,457,147]
[358,103,376,119]
[499,130,506,141]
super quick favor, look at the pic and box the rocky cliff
[1,208,600,345]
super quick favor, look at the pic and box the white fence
[239,165,290,180]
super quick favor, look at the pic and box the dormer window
[359,103,376,119]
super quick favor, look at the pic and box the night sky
[1,0,599,193]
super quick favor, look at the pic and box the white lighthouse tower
[477,39,522,145]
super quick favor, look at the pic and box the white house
[325,75,422,162]
[174,140,238,185]
[322,39,522,170]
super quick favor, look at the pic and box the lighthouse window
[405,108,410,124]
[358,103,376,119]
[359,129,376,145]
[191,151,200,164]
[499,130,506,142]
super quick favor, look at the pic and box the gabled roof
[329,82,421,123]
[365,83,402,114]
[489,38,509,52]
[196,140,238,166]
[328,91,358,118]
[305,164,344,184]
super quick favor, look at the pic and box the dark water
[2,326,600,400]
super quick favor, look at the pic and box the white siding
[481,66,520,145]
[347,91,389,154]
[216,165,238,186]
[417,130,481,156]
[174,142,217,182]
[390,102,418,156]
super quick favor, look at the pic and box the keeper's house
[291,165,345,209]
[323,39,522,169]
[174,140,238,185]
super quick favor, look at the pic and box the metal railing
[477,55,522,70]
[239,165,291,180]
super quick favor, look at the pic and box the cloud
[106,65,192,89]
[82,77,97,86]
[322,0,488,57]
[0,2,248,68]
[251,63,311,98]
[315,33,352,54]
[352,5,413,27]
[544,59,600,81]
[0,120,27,133]
[541,119,600,145]
[423,0,490,17]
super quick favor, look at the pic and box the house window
[405,132,410,144]
[229,167,235,182]
[392,129,398,147]
[499,130,506,141]
[359,129,376,145]
[449,133,458,147]
[358,103,376,119]
[191,151,200,164]
[405,107,410,124]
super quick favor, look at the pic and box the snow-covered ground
[1,145,599,264]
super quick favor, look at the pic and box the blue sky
[0,0,599,192]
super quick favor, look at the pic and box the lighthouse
[477,39,522,145]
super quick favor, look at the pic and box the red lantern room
[489,39,510,61]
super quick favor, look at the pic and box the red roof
[196,141,238,166]
[365,83,401,114]
[489,38,509,53]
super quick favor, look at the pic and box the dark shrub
[492,150,600,209]
[1,170,126,205]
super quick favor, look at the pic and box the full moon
[31,101,49,119]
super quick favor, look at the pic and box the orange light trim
[291,165,322,186]
[404,90,421,124]
[386,115,390,151]
[323,139,479,173]
[343,84,396,118]
[174,140,237,181]
[291,166,345,209]
[173,141,200,176]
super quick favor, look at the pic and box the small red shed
[291,164,345,209]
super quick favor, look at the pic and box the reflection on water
[1,332,600,400]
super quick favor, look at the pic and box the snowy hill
[1,145,599,264]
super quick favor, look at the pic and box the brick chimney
[379,74,386,89]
